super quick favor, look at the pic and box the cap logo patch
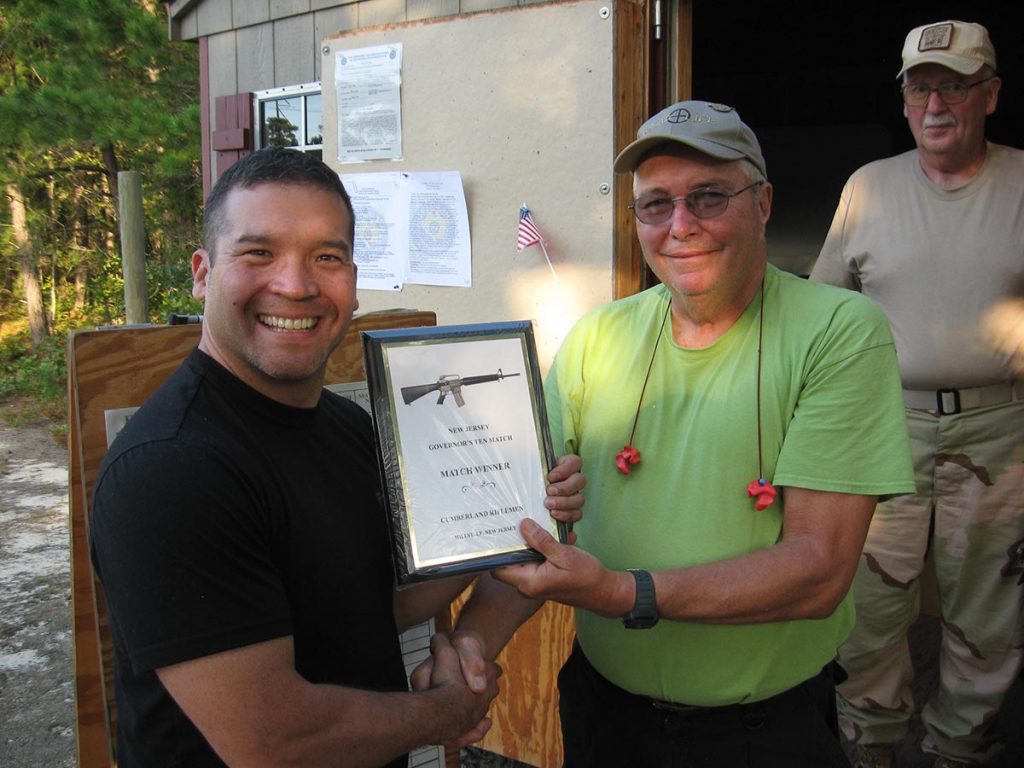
[918,22,953,52]
[667,108,691,124]
[708,103,734,113]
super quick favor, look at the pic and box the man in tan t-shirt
[811,19,1024,768]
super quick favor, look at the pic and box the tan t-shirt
[811,143,1024,389]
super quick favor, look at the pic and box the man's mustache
[923,115,957,129]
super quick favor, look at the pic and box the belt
[903,380,1022,415]
[647,697,755,719]
[644,662,837,721]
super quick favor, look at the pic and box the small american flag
[516,205,544,251]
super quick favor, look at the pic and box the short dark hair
[201,147,354,254]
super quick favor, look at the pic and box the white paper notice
[341,171,472,291]
[406,172,471,288]
[335,44,403,163]
[342,172,406,291]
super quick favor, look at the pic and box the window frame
[253,81,323,154]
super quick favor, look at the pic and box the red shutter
[213,93,255,180]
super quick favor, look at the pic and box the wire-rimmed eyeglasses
[900,76,996,107]
[628,181,763,225]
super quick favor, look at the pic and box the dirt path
[0,412,76,767]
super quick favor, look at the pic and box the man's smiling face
[192,181,358,407]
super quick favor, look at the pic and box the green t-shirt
[545,265,914,705]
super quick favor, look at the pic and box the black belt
[576,643,842,726]
[646,696,772,729]
[903,380,1022,415]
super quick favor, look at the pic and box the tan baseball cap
[613,100,766,178]
[898,20,996,78]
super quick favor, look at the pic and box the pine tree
[0,0,201,341]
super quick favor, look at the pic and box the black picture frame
[362,320,565,585]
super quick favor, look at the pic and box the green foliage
[0,330,67,423]
[148,258,203,321]
[0,0,204,421]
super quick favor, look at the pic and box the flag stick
[538,239,558,281]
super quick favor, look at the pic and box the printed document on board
[335,44,403,163]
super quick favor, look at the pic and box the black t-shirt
[90,350,407,767]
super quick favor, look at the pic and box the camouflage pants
[837,401,1024,762]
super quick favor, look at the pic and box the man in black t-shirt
[90,147,585,767]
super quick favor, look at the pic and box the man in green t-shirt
[424,101,914,766]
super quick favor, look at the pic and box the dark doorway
[691,0,1022,275]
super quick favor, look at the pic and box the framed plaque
[362,320,566,584]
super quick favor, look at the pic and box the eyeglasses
[900,76,996,107]
[628,181,763,225]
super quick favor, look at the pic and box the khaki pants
[837,401,1024,762]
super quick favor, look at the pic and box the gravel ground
[0,411,76,767]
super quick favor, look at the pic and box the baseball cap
[897,20,996,78]
[613,100,766,177]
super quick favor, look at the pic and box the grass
[0,318,68,431]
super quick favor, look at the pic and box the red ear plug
[747,478,777,510]
[615,445,642,474]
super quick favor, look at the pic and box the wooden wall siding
[172,0,540,43]
[273,14,317,85]
[314,6,359,79]
[169,6,198,40]
[356,0,407,28]
[272,0,313,17]
[195,0,233,36]
[206,31,238,108]
[172,0,363,41]
[407,0,459,23]
[459,0,517,14]
[236,24,276,92]
[234,0,272,28]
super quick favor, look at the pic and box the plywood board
[322,0,616,370]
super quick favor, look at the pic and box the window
[254,82,323,160]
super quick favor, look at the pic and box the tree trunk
[74,263,88,313]
[101,141,121,217]
[72,186,88,313]
[7,184,49,346]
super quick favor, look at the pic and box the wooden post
[117,170,148,324]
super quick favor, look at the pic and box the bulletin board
[322,0,617,370]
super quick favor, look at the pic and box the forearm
[158,635,497,768]
[502,490,873,626]
[651,533,854,624]
[394,573,474,633]
[241,679,474,767]
[454,572,544,659]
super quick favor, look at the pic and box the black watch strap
[622,568,659,629]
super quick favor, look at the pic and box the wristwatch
[622,568,659,629]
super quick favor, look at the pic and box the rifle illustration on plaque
[401,370,521,407]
